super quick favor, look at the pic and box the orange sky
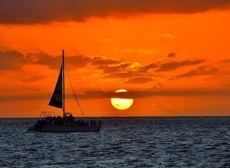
[0,0,230,117]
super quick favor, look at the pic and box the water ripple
[0,117,230,167]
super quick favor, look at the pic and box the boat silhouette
[27,50,101,132]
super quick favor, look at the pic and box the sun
[111,89,134,110]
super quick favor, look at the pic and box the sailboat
[27,50,101,132]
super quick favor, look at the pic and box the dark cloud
[26,52,119,70]
[98,63,131,73]
[0,50,25,70]
[91,56,119,66]
[1,89,230,102]
[27,52,91,70]
[104,72,136,79]
[101,59,206,81]
[0,50,122,72]
[21,75,46,83]
[26,52,61,69]
[139,63,158,72]
[168,53,176,58]
[76,89,230,99]
[156,60,205,72]
[0,94,50,102]
[222,59,230,63]
[125,77,153,84]
[177,66,218,78]
[0,0,229,24]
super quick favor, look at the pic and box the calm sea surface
[0,117,230,167]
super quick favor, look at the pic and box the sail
[49,67,62,108]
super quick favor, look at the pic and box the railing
[39,111,56,118]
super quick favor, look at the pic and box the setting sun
[111,89,134,110]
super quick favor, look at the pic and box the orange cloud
[125,77,153,84]
[0,0,229,24]
[177,66,218,78]
[97,63,132,73]
[139,63,158,72]
[156,60,205,72]
[26,52,120,70]
[2,89,230,102]
[21,75,46,83]
[168,53,176,58]
[123,48,160,55]
[104,72,137,79]
[0,50,25,70]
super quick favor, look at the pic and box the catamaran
[27,50,101,132]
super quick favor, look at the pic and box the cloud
[139,63,158,72]
[97,62,132,73]
[124,48,160,55]
[168,53,176,58]
[0,50,121,72]
[21,75,46,83]
[26,53,207,78]
[156,60,205,72]
[26,52,119,70]
[100,59,206,81]
[76,89,230,99]
[0,90,230,102]
[1,89,230,102]
[177,66,218,78]
[91,56,119,66]
[2,0,228,24]
[222,59,230,63]
[104,72,137,79]
[0,50,25,70]
[125,77,153,84]
[27,52,92,70]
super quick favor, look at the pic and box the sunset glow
[111,89,134,110]
[0,1,230,117]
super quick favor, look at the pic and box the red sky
[0,0,230,117]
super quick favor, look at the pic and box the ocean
[0,117,230,167]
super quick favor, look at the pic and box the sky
[0,0,230,117]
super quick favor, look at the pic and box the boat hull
[27,126,36,132]
[28,125,101,132]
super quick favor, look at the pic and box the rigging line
[66,104,78,111]
[65,67,84,116]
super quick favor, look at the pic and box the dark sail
[49,67,62,108]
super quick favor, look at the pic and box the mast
[62,50,65,117]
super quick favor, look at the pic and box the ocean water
[0,117,230,167]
